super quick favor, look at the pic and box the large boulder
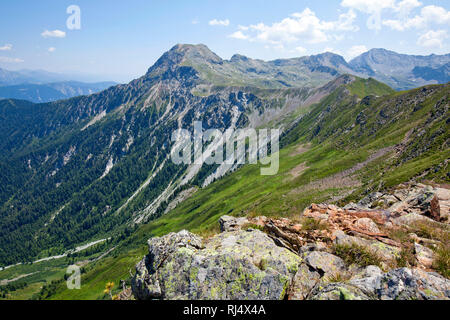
[132,229,302,300]
[218,215,249,232]
[289,251,346,300]
[288,264,321,300]
[303,251,346,276]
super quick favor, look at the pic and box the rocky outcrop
[132,229,302,300]
[132,210,449,300]
[131,183,449,300]
[346,183,450,223]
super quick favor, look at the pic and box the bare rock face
[132,229,302,300]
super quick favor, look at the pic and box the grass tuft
[433,245,450,279]
[333,243,383,268]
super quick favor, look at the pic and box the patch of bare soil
[290,146,395,195]
[289,143,311,157]
[288,162,309,179]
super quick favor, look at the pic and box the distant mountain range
[0,68,117,102]
[146,45,449,91]
[0,81,117,103]
[0,68,67,86]
[349,48,450,90]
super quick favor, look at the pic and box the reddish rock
[430,195,441,221]
[354,218,380,234]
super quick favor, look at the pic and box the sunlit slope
[45,79,449,300]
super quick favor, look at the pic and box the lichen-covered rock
[310,283,372,300]
[351,265,383,279]
[288,264,321,300]
[354,184,448,223]
[132,258,162,300]
[132,229,302,300]
[350,268,450,300]
[303,251,346,276]
[219,215,249,232]
[312,268,450,300]
[393,213,438,227]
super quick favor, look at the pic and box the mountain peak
[146,43,223,76]
[166,43,222,63]
[230,54,250,62]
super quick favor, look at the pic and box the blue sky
[0,0,449,82]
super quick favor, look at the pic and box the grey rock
[351,265,383,280]
[393,213,436,227]
[219,215,249,232]
[289,264,321,300]
[355,217,380,233]
[299,242,328,254]
[132,229,302,300]
[304,251,346,276]
[357,192,383,208]
[350,268,450,300]
[310,283,372,300]
[312,268,450,300]
[414,243,434,269]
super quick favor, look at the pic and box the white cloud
[420,5,450,25]
[209,19,230,26]
[0,56,24,63]
[48,47,56,52]
[417,29,447,48]
[0,44,12,51]
[294,46,307,54]
[382,19,408,31]
[336,9,360,31]
[228,31,249,40]
[347,45,368,60]
[192,19,199,25]
[383,5,450,31]
[41,30,66,38]
[230,8,358,47]
[341,0,396,13]
[394,0,422,16]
